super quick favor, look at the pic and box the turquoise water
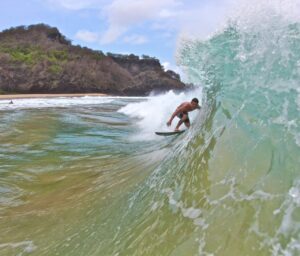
[176,1,300,254]
[1,1,300,255]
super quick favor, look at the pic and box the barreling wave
[106,1,300,255]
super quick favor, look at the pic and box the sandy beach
[0,93,108,100]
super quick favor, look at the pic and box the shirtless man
[167,98,200,131]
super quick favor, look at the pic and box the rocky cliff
[0,24,187,96]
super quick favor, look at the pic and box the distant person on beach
[167,98,201,131]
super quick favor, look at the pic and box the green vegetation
[0,46,68,73]
[48,50,68,62]
[91,51,104,61]
[48,64,63,74]
[0,46,35,64]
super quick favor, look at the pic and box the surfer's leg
[175,121,183,131]
[184,121,190,128]
[184,115,190,128]
[175,114,188,131]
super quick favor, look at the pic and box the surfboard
[155,130,186,136]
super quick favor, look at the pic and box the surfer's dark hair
[192,98,199,104]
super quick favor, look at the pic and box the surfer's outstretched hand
[167,121,171,126]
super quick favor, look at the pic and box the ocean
[1,1,300,255]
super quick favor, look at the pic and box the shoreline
[0,93,108,100]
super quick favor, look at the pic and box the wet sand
[0,93,108,100]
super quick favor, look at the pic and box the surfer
[167,98,200,131]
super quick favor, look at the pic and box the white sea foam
[0,96,114,110]
[0,240,37,253]
[163,187,208,231]
[118,88,203,140]
[231,0,300,26]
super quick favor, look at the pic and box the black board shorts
[177,112,190,123]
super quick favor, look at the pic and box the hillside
[0,24,187,96]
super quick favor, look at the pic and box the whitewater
[1,0,300,255]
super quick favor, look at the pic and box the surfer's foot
[174,129,180,132]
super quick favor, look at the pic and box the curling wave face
[99,1,300,255]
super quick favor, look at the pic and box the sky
[0,0,233,75]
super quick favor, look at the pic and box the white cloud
[158,9,177,18]
[177,1,233,39]
[162,61,171,70]
[45,0,105,10]
[100,0,181,44]
[106,0,179,25]
[162,61,186,80]
[123,34,148,45]
[100,0,234,44]
[75,30,99,42]
[100,26,127,44]
[45,0,234,44]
